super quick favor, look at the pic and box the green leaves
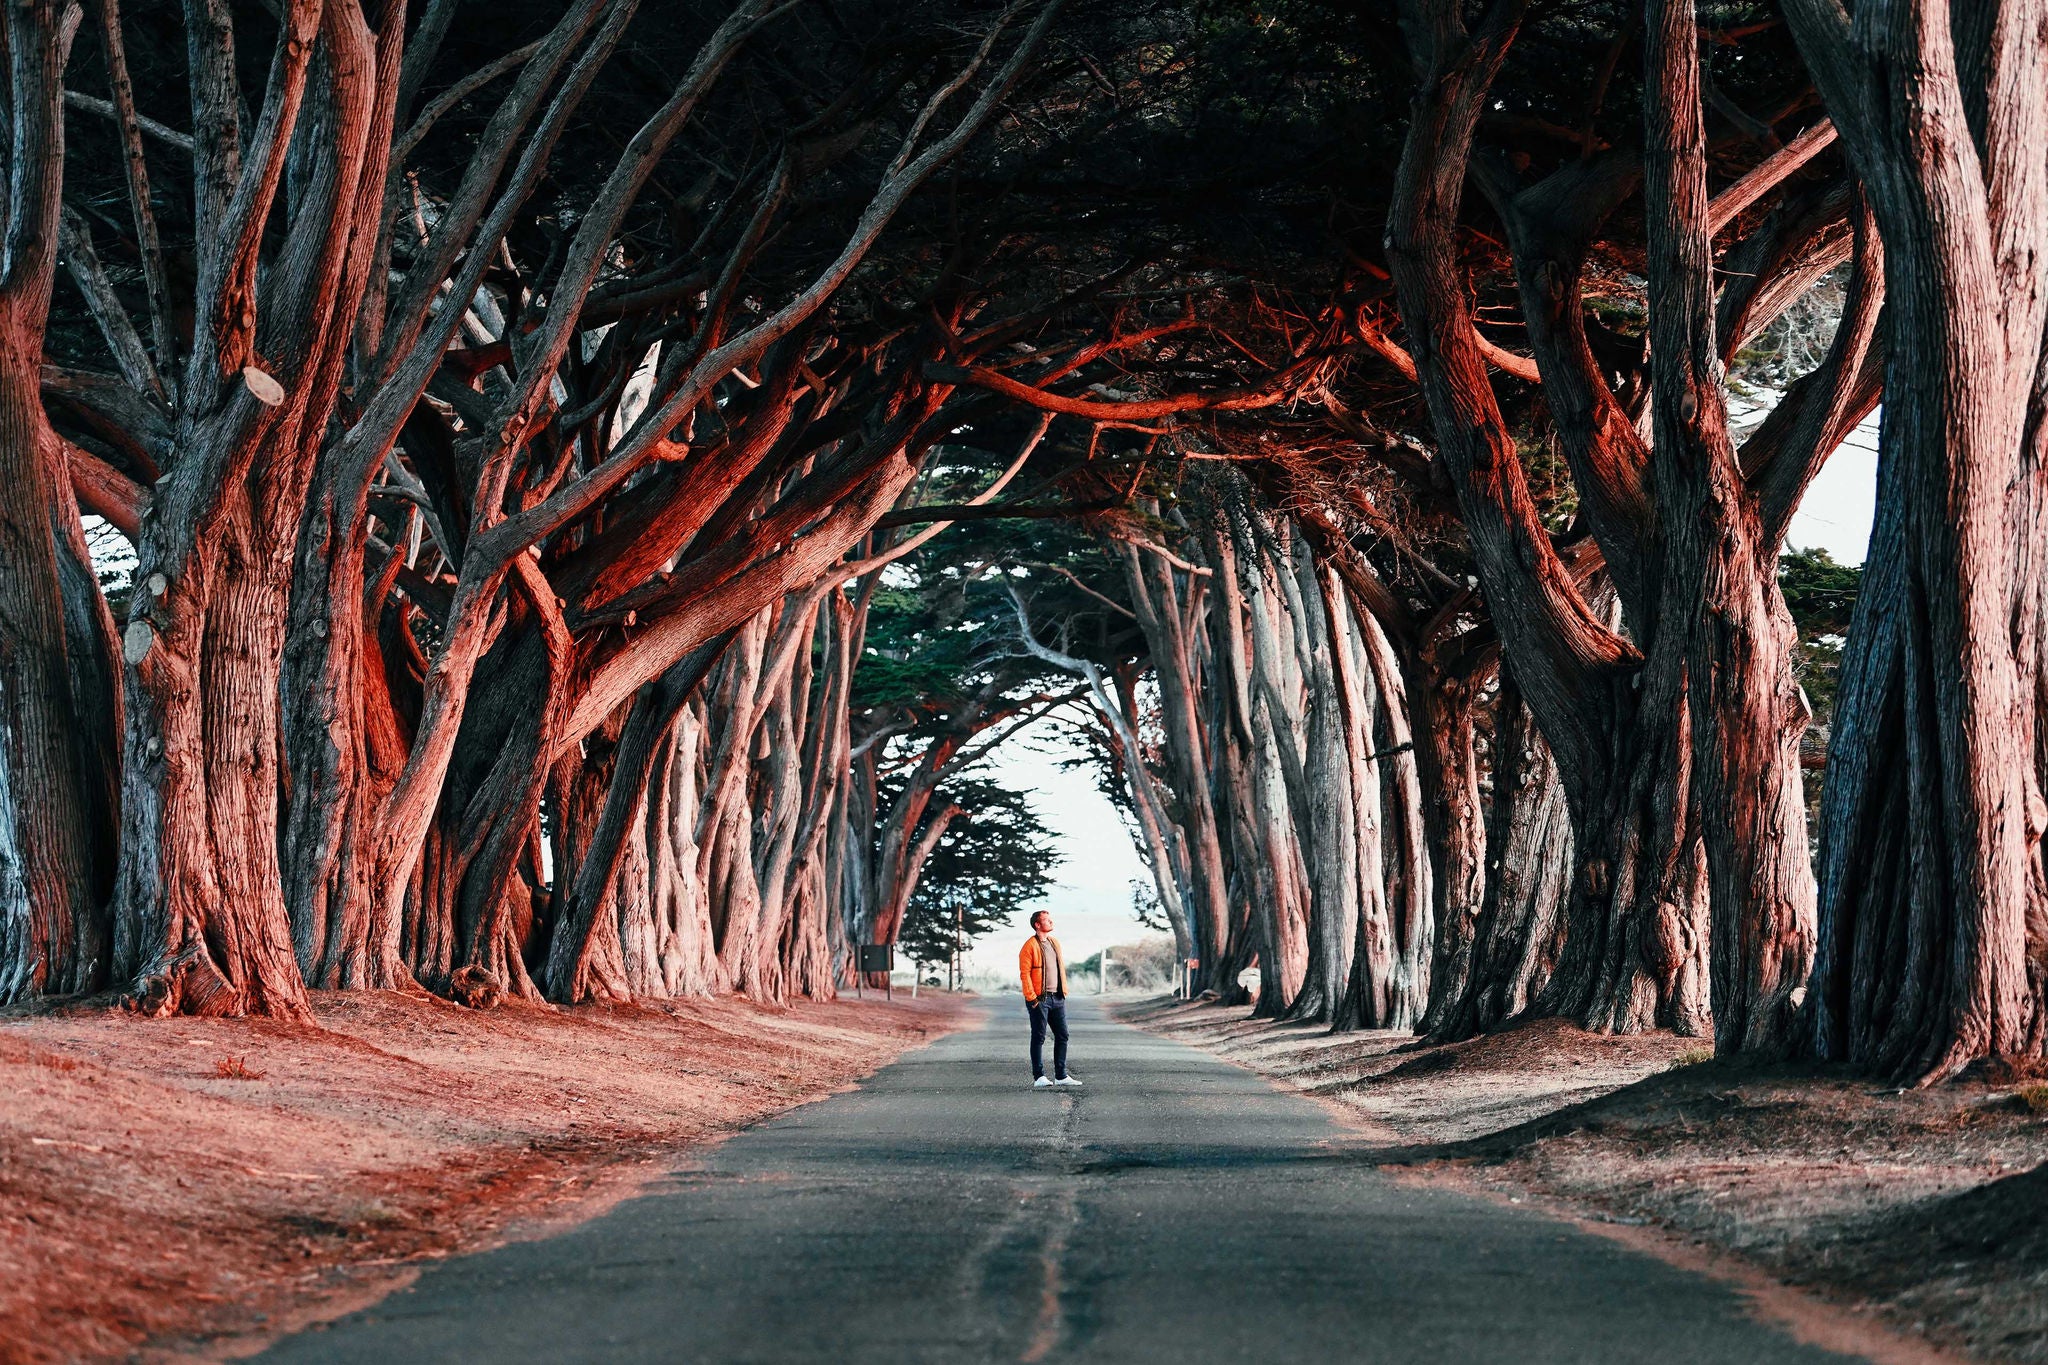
[898,777,1061,967]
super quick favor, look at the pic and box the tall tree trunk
[1329,574,1398,1030]
[117,0,392,1018]
[0,2,115,1003]
[0,380,113,1001]
[645,710,724,996]
[1203,522,1302,1013]
[1789,0,2048,1080]
[1415,659,1488,1035]
[1389,0,1708,1037]
[117,508,312,1018]
[281,487,413,989]
[1274,530,1359,1024]
[1121,539,1231,986]
[547,637,729,1004]
[1429,671,1574,1039]
[1643,0,1817,1056]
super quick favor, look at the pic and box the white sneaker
[1033,1076,1053,1088]
[1055,1076,1082,1087]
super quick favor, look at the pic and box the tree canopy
[0,0,2042,1086]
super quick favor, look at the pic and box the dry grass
[1123,997,2048,1365]
[0,988,968,1365]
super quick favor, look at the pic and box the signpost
[857,944,894,1001]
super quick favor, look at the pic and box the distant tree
[895,777,1059,984]
[1780,548,1862,723]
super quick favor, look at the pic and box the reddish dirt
[1123,998,2048,1365]
[0,988,971,1365]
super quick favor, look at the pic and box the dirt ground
[1121,998,2048,1365]
[0,988,970,1365]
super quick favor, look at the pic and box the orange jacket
[1018,934,1066,1001]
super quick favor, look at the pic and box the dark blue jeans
[1028,994,1069,1079]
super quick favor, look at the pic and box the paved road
[260,996,1871,1364]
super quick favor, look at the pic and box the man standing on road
[1019,910,1080,1089]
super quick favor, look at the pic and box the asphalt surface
[259,995,1873,1364]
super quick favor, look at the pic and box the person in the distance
[1018,909,1080,1088]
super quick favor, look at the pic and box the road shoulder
[0,989,974,1365]
[1117,997,2045,1365]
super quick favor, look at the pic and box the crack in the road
[1019,1184,1078,1363]
[938,1088,1096,1361]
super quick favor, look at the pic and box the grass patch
[1667,1047,1715,1070]
[2013,1082,2048,1115]
[213,1056,267,1080]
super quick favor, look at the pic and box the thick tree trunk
[1414,662,1488,1035]
[1429,673,1573,1039]
[699,616,772,985]
[546,637,728,1004]
[1389,0,1710,1038]
[1328,575,1400,1031]
[1536,671,1710,1036]
[0,5,115,1003]
[1275,532,1359,1025]
[775,592,855,1000]
[116,509,311,1019]
[281,490,413,989]
[1204,524,1303,1014]
[1380,675,1435,1022]
[1227,508,1320,1015]
[115,0,392,1018]
[639,711,723,996]
[0,371,113,1001]
[1643,0,1816,1056]
[1789,0,2048,1081]
[1122,540,1231,986]
[737,690,804,1001]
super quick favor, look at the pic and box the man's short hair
[1030,910,1051,929]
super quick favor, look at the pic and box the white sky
[965,410,1884,977]
[1783,411,1879,566]
[964,715,1152,977]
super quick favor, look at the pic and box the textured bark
[1203,524,1305,1015]
[1414,661,1488,1036]
[1224,508,1333,1019]
[1356,597,1435,1028]
[1642,0,1815,1055]
[0,403,112,1003]
[281,489,413,990]
[1789,0,2048,1080]
[117,510,316,1019]
[546,637,729,1004]
[1390,0,1712,1039]
[1430,673,1573,1040]
[774,593,857,1000]
[700,616,771,984]
[1121,538,1231,985]
[1327,575,1400,1031]
[452,565,570,1002]
[0,1,115,1003]
[1275,530,1359,1025]
[737,683,804,1002]
[640,709,724,997]
[116,0,390,1019]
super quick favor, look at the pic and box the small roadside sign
[857,944,894,1000]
